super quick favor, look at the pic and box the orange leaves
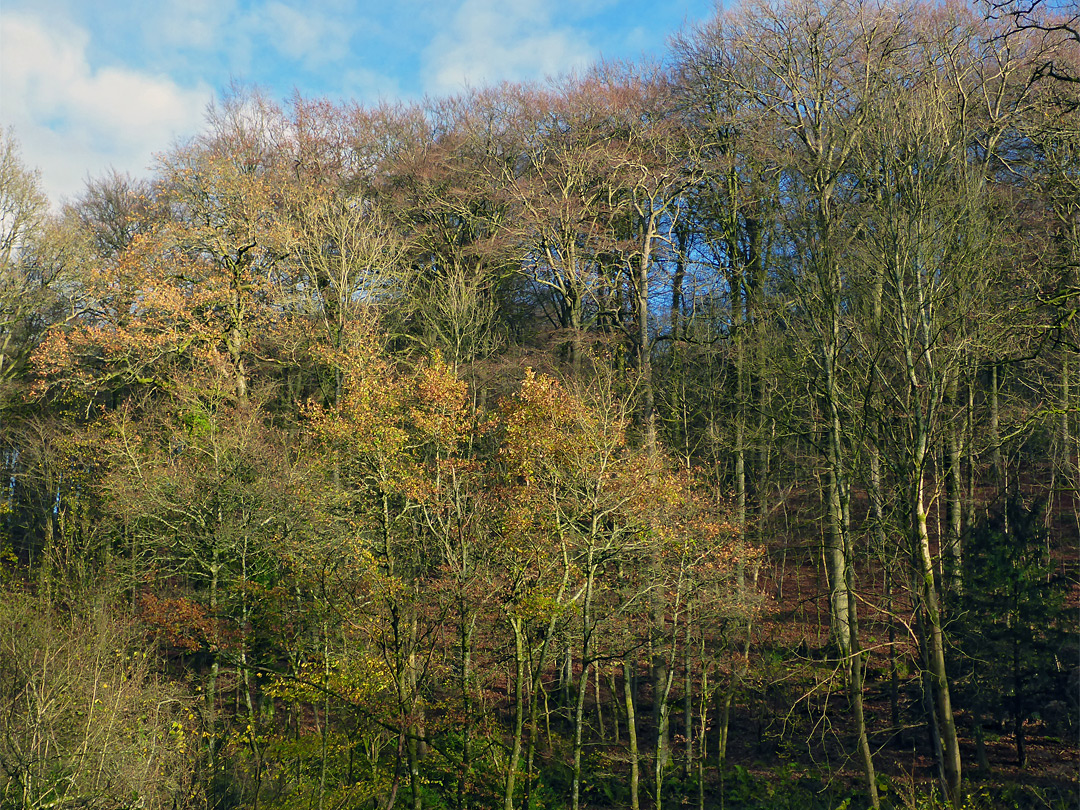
[30,133,302,405]
[29,328,78,399]
[408,359,470,449]
[499,368,615,482]
[496,369,744,586]
[301,348,746,641]
[157,141,290,261]
[305,340,476,514]
[139,593,217,653]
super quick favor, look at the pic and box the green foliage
[884,780,1078,810]
[957,498,1073,743]
[714,764,860,810]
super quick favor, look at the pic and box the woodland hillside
[0,1,1077,808]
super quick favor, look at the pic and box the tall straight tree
[846,6,1056,804]
[678,3,911,805]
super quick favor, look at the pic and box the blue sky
[1,0,716,206]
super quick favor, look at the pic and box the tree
[959,499,1072,768]
[379,93,515,372]
[304,331,481,810]
[0,131,47,275]
[65,169,155,259]
[982,0,1079,84]
[494,79,641,376]
[97,371,293,786]
[499,369,744,810]
[0,589,197,808]
[33,127,295,407]
[677,2,909,805]
[0,131,77,398]
[850,31,990,804]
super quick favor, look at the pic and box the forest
[0,0,1077,808]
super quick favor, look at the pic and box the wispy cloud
[259,1,354,67]
[0,12,211,205]
[154,0,239,54]
[423,0,595,95]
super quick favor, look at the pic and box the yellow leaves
[263,654,393,709]
[508,579,570,623]
[300,341,748,635]
[494,369,747,585]
[29,141,300,405]
[306,346,478,514]
[408,359,470,447]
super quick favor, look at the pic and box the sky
[1,0,716,207]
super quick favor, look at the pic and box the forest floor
[712,478,1080,809]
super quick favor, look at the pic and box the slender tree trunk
[504,618,525,810]
[653,686,672,810]
[844,556,879,809]
[568,289,583,379]
[241,538,263,810]
[571,661,590,810]
[696,661,709,810]
[966,378,977,531]
[605,665,621,743]
[318,623,330,810]
[206,545,221,763]
[716,683,733,768]
[944,369,963,599]
[594,659,605,742]
[887,566,899,730]
[1059,353,1078,535]
[918,611,948,796]
[624,657,641,810]
[652,579,686,810]
[571,562,597,810]
[823,348,851,657]
[458,613,475,810]
[989,363,1004,491]
[731,241,748,535]
[406,730,422,810]
[671,225,686,346]
[914,469,962,809]
[524,580,565,810]
[683,613,693,779]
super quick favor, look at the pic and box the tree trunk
[683,614,693,779]
[571,563,597,810]
[823,348,851,657]
[844,557,879,810]
[206,545,221,763]
[989,363,1004,490]
[914,471,962,809]
[504,617,525,810]
[944,369,963,599]
[571,662,589,810]
[624,657,641,810]
[458,613,475,810]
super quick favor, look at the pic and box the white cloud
[154,0,237,53]
[423,0,595,95]
[0,12,211,206]
[260,2,354,67]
